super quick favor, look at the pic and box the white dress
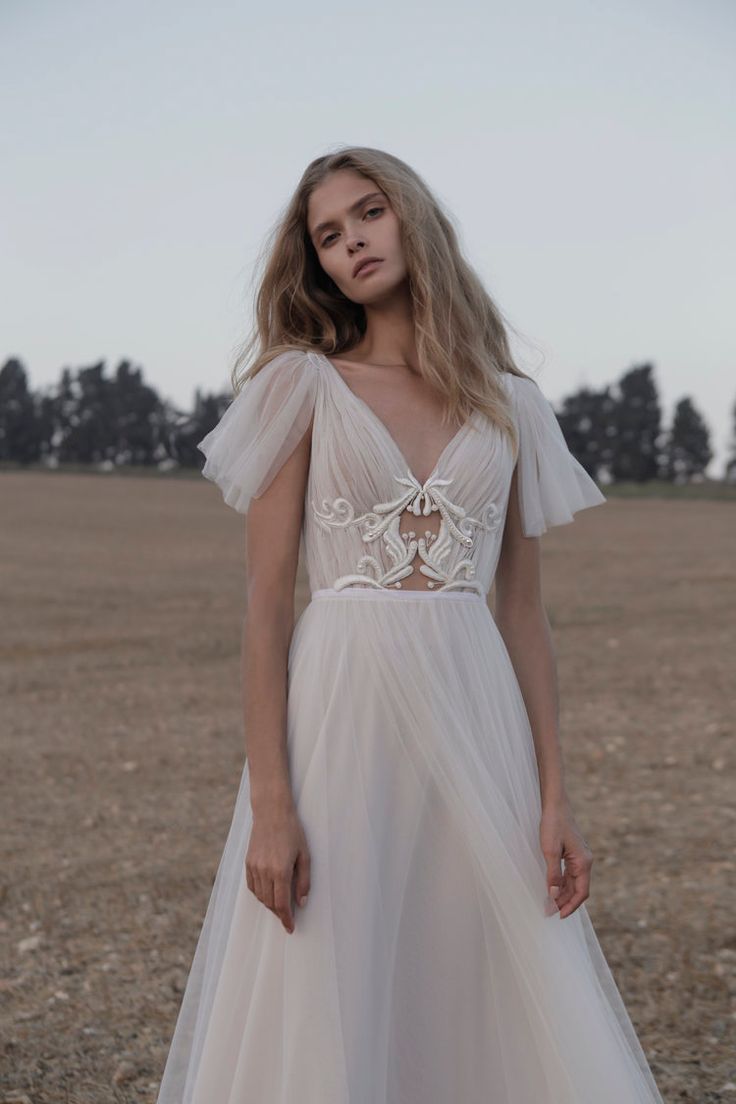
[156,349,665,1103]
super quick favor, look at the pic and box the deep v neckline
[313,351,474,489]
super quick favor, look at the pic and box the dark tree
[109,359,165,464]
[0,358,42,463]
[661,397,713,482]
[609,364,662,482]
[556,386,613,481]
[56,361,116,463]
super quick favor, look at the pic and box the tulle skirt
[156,586,663,1103]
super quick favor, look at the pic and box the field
[1,470,734,1103]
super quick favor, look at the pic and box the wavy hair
[230,145,541,449]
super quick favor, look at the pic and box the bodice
[304,352,514,596]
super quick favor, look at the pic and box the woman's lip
[355,259,382,277]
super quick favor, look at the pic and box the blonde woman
[156,146,664,1103]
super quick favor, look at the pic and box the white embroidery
[312,469,502,594]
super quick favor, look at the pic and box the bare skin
[243,166,592,933]
[242,418,314,935]
[494,465,593,918]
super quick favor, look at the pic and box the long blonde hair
[230,145,540,449]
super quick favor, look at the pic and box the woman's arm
[239,414,315,934]
[495,466,567,804]
[494,465,593,919]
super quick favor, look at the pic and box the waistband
[310,586,486,604]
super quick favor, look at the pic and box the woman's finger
[554,872,575,910]
[273,875,295,933]
[262,873,275,913]
[557,871,591,918]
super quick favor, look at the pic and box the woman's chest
[303,377,515,593]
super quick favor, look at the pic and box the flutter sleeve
[509,374,606,537]
[197,348,319,515]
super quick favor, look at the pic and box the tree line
[0,355,733,483]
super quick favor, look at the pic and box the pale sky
[2,0,734,473]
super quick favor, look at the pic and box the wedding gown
[156,348,665,1103]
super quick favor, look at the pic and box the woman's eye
[320,207,383,247]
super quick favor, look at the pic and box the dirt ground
[1,470,734,1103]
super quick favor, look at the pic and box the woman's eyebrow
[311,191,385,238]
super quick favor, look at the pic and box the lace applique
[312,469,502,594]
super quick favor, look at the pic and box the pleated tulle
[157,590,663,1103]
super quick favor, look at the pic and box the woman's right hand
[245,803,311,934]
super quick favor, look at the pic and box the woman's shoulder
[251,345,320,381]
[229,346,321,404]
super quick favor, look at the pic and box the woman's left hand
[539,800,593,919]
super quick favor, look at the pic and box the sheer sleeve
[197,348,319,515]
[509,374,606,537]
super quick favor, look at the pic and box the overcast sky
[2,0,734,473]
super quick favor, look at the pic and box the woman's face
[306,169,408,305]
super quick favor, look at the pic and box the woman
[156,146,665,1102]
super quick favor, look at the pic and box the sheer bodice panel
[305,354,512,594]
[197,348,606,597]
